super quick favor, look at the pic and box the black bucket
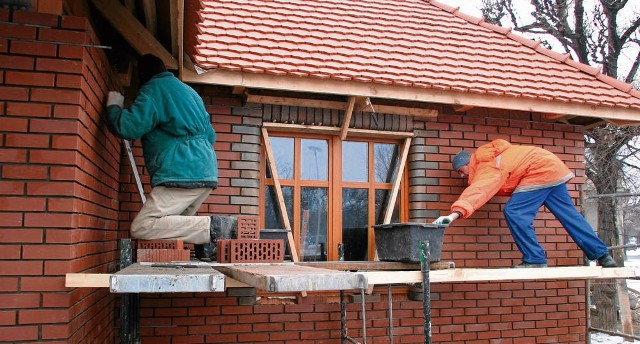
[373,222,446,262]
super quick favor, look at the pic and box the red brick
[56,74,83,88]
[23,244,74,259]
[5,135,50,151]
[0,195,45,211]
[0,261,42,275]
[0,325,39,341]
[6,70,55,87]
[19,309,69,324]
[0,23,36,39]
[28,150,77,165]
[53,104,83,119]
[39,28,89,45]
[58,44,84,59]
[0,293,40,308]
[36,57,84,74]
[0,310,16,325]
[38,0,63,15]
[13,10,59,27]
[0,213,23,227]
[6,102,52,117]
[24,213,76,228]
[0,245,20,259]
[61,16,90,30]
[30,88,82,105]
[0,8,7,21]
[0,229,43,243]
[0,148,28,163]
[0,277,18,291]
[41,324,71,340]
[0,86,29,101]
[0,55,35,70]
[10,40,57,57]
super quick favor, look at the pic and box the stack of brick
[216,216,284,263]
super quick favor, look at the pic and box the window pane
[342,141,368,182]
[342,188,368,261]
[268,137,294,179]
[300,187,328,261]
[264,186,293,229]
[301,139,328,180]
[375,143,399,183]
[375,189,400,224]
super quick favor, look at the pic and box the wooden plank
[261,127,300,262]
[66,273,110,288]
[141,0,157,36]
[90,0,177,69]
[340,96,356,140]
[262,122,413,139]
[382,137,411,225]
[362,266,637,285]
[295,261,421,271]
[215,264,368,292]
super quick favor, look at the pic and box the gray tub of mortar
[373,222,446,262]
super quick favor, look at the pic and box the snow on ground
[590,247,640,343]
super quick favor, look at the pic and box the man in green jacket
[105,54,219,260]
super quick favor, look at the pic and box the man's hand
[107,91,125,107]
[432,212,461,225]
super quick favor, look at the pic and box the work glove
[433,212,460,225]
[106,91,125,108]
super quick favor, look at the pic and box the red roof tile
[184,0,640,110]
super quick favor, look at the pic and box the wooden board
[215,263,368,292]
[363,266,637,285]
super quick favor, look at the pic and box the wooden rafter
[141,0,157,36]
[245,94,438,118]
[453,104,474,112]
[382,137,411,225]
[90,0,177,69]
[340,96,356,140]
[261,127,300,262]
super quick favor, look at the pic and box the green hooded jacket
[106,72,217,187]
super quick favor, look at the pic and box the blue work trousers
[504,183,608,264]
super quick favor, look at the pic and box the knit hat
[138,54,167,85]
[452,151,471,170]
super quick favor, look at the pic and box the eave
[182,68,640,125]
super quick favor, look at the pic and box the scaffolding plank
[362,266,637,285]
[215,263,368,292]
[109,263,225,293]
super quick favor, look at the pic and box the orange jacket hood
[451,139,574,218]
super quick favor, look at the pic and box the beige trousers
[130,186,212,244]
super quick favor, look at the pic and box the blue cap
[452,151,471,170]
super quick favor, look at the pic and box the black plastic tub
[373,222,446,262]
[259,229,292,260]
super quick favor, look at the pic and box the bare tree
[481,0,640,333]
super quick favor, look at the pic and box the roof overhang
[183,68,640,126]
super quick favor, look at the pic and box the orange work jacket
[451,139,574,218]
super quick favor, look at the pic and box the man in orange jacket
[434,139,616,268]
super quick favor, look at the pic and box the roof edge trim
[182,69,640,124]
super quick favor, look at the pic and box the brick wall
[0,9,120,343]
[0,8,591,343]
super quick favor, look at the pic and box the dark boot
[597,254,617,268]
[195,217,221,261]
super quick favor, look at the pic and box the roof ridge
[425,0,639,100]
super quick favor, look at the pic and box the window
[262,134,406,261]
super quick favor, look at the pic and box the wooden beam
[362,266,636,285]
[183,69,640,123]
[382,137,411,225]
[340,96,356,140]
[261,127,300,262]
[262,122,414,139]
[66,273,110,288]
[141,0,157,36]
[215,264,367,292]
[453,104,474,112]
[90,0,177,69]
[232,86,247,95]
[245,94,438,118]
